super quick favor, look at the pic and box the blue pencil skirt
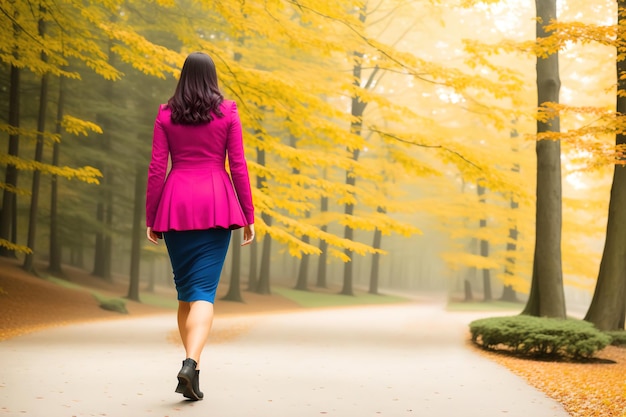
[163,228,231,303]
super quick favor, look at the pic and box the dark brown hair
[167,52,224,124]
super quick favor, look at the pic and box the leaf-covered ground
[473,343,626,417]
[0,257,300,341]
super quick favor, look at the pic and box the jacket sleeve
[145,106,170,228]
[226,101,255,225]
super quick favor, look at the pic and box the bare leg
[182,300,215,369]
[177,301,191,352]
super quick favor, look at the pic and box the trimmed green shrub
[605,330,626,347]
[92,293,128,314]
[469,315,611,360]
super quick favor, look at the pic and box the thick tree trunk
[0,63,20,258]
[477,182,492,301]
[127,165,144,302]
[222,231,244,302]
[584,0,626,331]
[0,12,21,258]
[48,76,66,275]
[23,14,49,273]
[522,0,566,318]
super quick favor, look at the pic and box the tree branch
[287,0,448,87]
[370,127,482,170]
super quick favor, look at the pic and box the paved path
[0,303,570,417]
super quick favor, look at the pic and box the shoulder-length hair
[167,52,224,125]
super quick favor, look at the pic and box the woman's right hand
[242,224,255,246]
[146,227,160,245]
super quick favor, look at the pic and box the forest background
[0,0,621,322]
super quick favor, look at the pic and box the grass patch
[272,287,408,309]
[45,275,139,313]
[44,275,85,291]
[45,274,176,311]
[92,293,128,314]
[447,300,524,312]
[139,292,179,310]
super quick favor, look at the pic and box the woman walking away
[145,52,255,401]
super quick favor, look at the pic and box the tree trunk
[369,206,385,295]
[71,221,85,268]
[256,213,272,294]
[223,231,244,302]
[0,55,21,258]
[341,168,358,296]
[103,169,114,280]
[48,76,66,275]
[342,95,364,291]
[502,127,520,302]
[23,13,49,273]
[477,182,492,301]
[127,165,144,302]
[501,285,518,302]
[146,261,155,292]
[294,235,310,291]
[92,41,114,281]
[584,0,626,331]
[464,280,473,302]
[247,238,258,291]
[290,140,310,292]
[255,147,271,295]
[93,201,105,275]
[92,168,114,281]
[316,196,329,288]
[522,0,566,318]
[501,201,520,303]
[340,5,368,297]
[369,229,382,295]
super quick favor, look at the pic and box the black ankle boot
[183,370,204,400]
[175,358,202,400]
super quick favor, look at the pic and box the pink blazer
[146,100,254,232]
